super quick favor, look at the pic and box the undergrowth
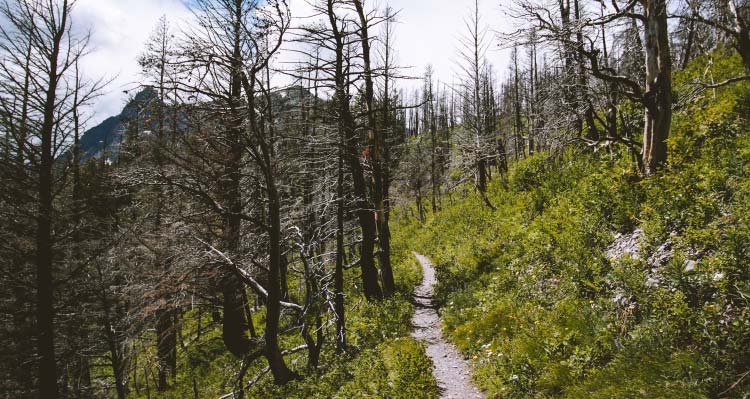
[395,52,750,398]
[119,233,437,399]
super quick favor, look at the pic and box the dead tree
[457,0,490,194]
[375,5,403,299]
[139,16,178,391]
[170,0,298,385]
[0,0,105,396]
[509,0,673,174]
[313,0,383,300]
[353,0,396,298]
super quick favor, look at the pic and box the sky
[75,0,512,127]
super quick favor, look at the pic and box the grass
[117,232,438,399]
[392,51,750,398]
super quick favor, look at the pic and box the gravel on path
[411,252,485,399]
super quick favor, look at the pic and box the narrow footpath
[411,253,485,399]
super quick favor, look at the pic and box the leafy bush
[124,222,433,399]
[336,338,440,399]
[393,52,750,398]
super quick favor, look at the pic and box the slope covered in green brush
[394,51,750,398]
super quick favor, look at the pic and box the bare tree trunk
[156,306,176,391]
[573,0,598,141]
[423,69,439,214]
[512,47,525,160]
[68,61,93,399]
[95,263,126,399]
[245,14,296,383]
[149,20,177,389]
[472,0,487,193]
[477,158,487,192]
[378,7,397,299]
[353,0,394,298]
[328,0,382,301]
[728,0,750,74]
[300,249,323,370]
[431,127,439,213]
[334,132,347,352]
[558,0,581,136]
[642,0,673,174]
[36,2,70,396]
[738,28,750,74]
[528,30,537,155]
[242,291,257,338]
[221,3,253,358]
[265,181,296,383]
[682,10,697,70]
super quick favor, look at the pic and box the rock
[607,228,643,261]
[647,239,673,269]
[684,260,697,272]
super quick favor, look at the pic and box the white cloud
[77,0,511,127]
[74,0,192,125]
[386,0,511,89]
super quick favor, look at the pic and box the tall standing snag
[325,0,383,300]
[352,0,396,297]
[0,0,105,396]
[172,0,297,385]
[508,0,674,174]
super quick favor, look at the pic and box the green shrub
[123,217,433,399]
[392,51,750,398]
[336,338,439,399]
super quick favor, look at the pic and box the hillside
[393,52,750,398]
[4,1,750,398]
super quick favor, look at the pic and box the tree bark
[242,13,296,382]
[221,0,253,358]
[681,11,697,70]
[264,181,296,383]
[156,306,176,391]
[96,263,126,399]
[472,0,487,193]
[353,0,394,297]
[728,0,750,74]
[512,47,525,160]
[151,23,177,388]
[334,133,347,352]
[36,2,70,396]
[641,0,673,174]
[378,8,397,300]
[328,0,382,301]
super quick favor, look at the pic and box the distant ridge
[77,87,158,162]
[76,85,317,163]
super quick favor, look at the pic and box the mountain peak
[78,87,158,162]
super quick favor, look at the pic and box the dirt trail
[411,252,485,399]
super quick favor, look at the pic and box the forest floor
[411,253,485,399]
